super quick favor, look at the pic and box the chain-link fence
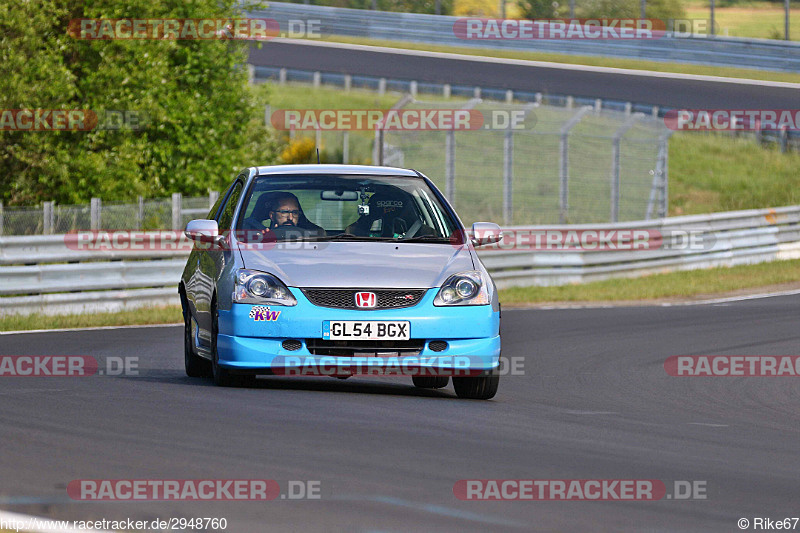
[0,193,218,236]
[285,97,670,226]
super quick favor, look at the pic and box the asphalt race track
[1,294,799,531]
[248,40,800,109]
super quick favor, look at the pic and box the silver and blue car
[179,164,502,399]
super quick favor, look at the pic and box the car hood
[238,241,475,288]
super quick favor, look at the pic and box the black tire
[412,375,449,389]
[183,295,211,378]
[452,369,499,400]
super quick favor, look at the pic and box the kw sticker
[249,305,280,322]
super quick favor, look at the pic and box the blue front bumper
[216,288,500,373]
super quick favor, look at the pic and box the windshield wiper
[306,233,397,242]
[399,235,454,243]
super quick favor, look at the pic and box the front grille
[306,339,425,356]
[302,288,426,309]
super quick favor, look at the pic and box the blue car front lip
[216,288,500,371]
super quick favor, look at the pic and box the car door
[195,177,245,348]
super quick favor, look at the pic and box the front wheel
[184,309,211,378]
[452,369,499,400]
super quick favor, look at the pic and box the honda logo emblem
[354,292,377,308]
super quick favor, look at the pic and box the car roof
[254,164,419,177]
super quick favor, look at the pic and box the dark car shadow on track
[132,371,456,399]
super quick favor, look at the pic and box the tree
[0,0,277,204]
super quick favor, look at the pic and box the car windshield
[235,174,460,243]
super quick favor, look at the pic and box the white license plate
[323,321,410,341]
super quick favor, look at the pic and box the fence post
[0,201,3,236]
[279,68,287,85]
[505,90,513,103]
[443,84,451,99]
[559,107,592,224]
[312,71,321,88]
[342,131,350,164]
[503,127,514,226]
[43,201,54,235]
[610,114,643,223]
[172,192,181,230]
[410,81,418,98]
[445,129,455,203]
[344,74,352,92]
[659,136,670,219]
[378,78,386,96]
[90,197,101,230]
[646,135,671,220]
[373,128,384,165]
[137,196,144,229]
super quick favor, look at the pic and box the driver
[240,191,323,238]
[267,192,324,234]
[269,193,302,228]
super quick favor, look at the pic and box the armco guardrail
[0,206,798,315]
[480,206,800,287]
[252,2,800,72]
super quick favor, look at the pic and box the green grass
[313,35,800,84]
[668,132,800,215]
[683,0,799,40]
[0,305,182,332]
[499,259,800,305]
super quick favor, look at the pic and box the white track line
[0,322,181,336]
[0,509,113,533]
[274,38,800,88]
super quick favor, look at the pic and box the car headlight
[433,271,490,306]
[233,269,297,306]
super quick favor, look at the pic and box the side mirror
[471,222,502,247]
[185,219,224,246]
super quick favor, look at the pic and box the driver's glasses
[275,209,301,216]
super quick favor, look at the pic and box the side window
[206,189,229,220]
[217,181,244,231]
